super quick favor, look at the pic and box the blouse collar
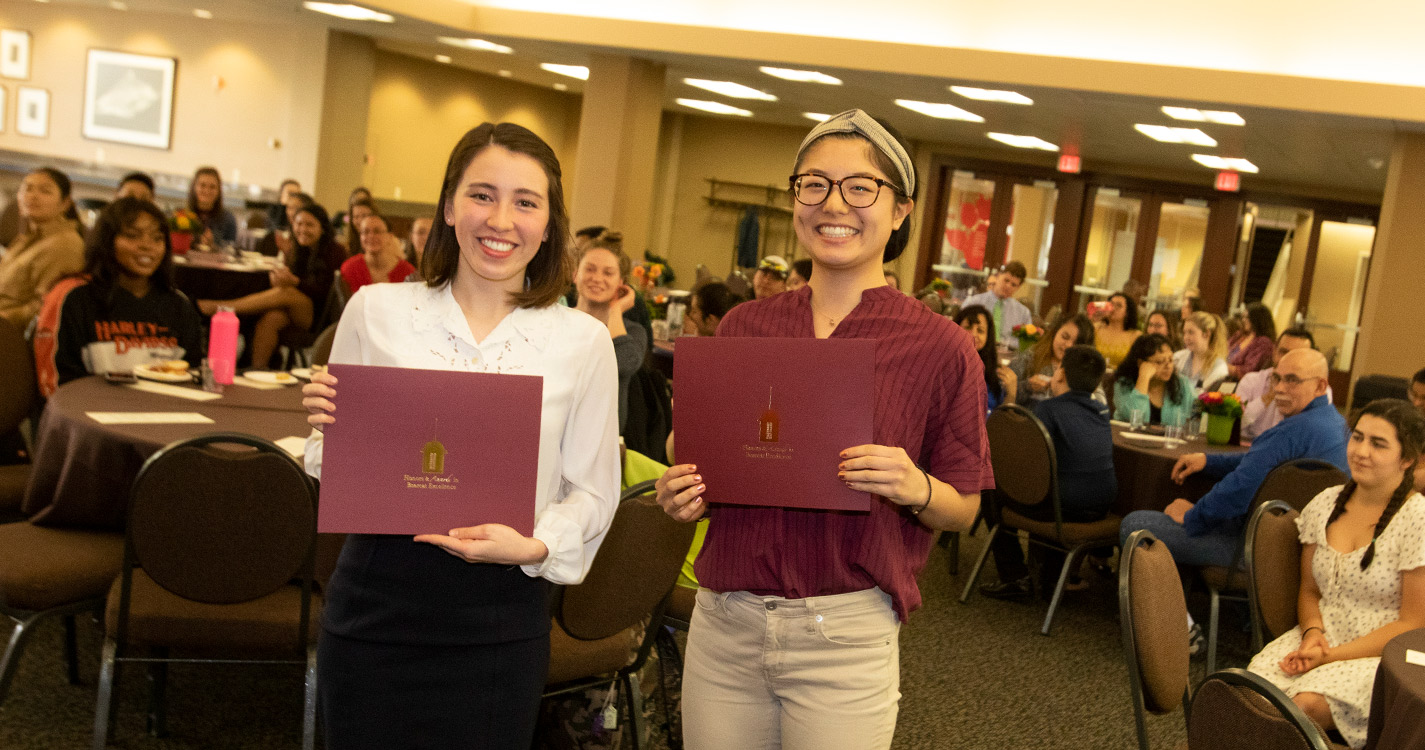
[410,283,553,351]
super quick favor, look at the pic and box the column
[313,31,376,212]
[1352,133,1425,382]
[567,54,666,257]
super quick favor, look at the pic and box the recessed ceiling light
[987,133,1058,151]
[894,99,984,123]
[1162,106,1245,126]
[497,70,512,78]
[193,8,213,19]
[1192,154,1258,173]
[436,36,513,54]
[540,63,589,80]
[434,55,452,64]
[1135,124,1218,147]
[683,79,776,101]
[676,99,753,117]
[803,112,832,122]
[759,67,841,85]
[951,86,1033,105]
[302,3,394,22]
[108,0,127,9]
[553,83,568,91]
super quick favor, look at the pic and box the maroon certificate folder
[318,364,542,535]
[674,337,874,511]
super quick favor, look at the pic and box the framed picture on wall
[16,86,48,138]
[1,30,30,80]
[81,49,177,149]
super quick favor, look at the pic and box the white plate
[133,364,193,383]
[244,370,299,385]
[290,367,313,381]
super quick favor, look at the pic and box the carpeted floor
[0,532,1253,749]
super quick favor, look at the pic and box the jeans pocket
[814,605,897,648]
[693,588,726,614]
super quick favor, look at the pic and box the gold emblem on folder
[758,386,780,443]
[421,419,448,475]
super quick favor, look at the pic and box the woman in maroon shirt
[655,110,992,749]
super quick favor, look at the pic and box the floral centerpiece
[168,210,200,254]
[927,278,951,298]
[1197,391,1243,445]
[630,262,664,293]
[1012,323,1043,350]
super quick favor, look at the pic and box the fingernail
[839,451,848,458]
[693,475,702,482]
[688,465,696,471]
[693,497,703,503]
[838,463,846,470]
[837,472,846,480]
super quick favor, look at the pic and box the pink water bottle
[208,306,239,385]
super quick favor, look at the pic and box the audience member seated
[1173,311,1230,395]
[265,179,302,231]
[1246,398,1425,749]
[1093,291,1141,368]
[331,185,371,237]
[1118,349,1348,568]
[956,304,1016,411]
[963,261,1032,352]
[752,255,789,299]
[342,197,376,255]
[884,269,901,292]
[33,198,202,396]
[1145,309,1180,350]
[1410,368,1425,414]
[1238,328,1333,441]
[0,167,85,326]
[1228,301,1277,379]
[572,231,648,431]
[682,281,743,337]
[981,346,1117,600]
[1013,313,1096,407]
[254,191,316,258]
[116,171,155,203]
[1113,333,1195,426]
[197,204,345,368]
[185,166,237,247]
[340,213,415,294]
[405,216,432,268]
[787,258,812,292]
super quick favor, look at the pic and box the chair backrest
[1102,371,1119,416]
[1187,668,1330,750]
[126,433,317,605]
[1246,500,1302,644]
[311,323,338,367]
[0,315,37,435]
[1250,459,1348,514]
[557,480,695,641]
[316,271,352,333]
[1119,529,1190,750]
[986,404,1056,508]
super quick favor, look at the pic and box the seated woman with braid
[197,203,345,368]
[1248,399,1425,748]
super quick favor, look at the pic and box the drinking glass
[1130,406,1147,432]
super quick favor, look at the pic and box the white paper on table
[87,412,216,425]
[230,375,284,391]
[126,381,222,401]
[1406,649,1425,667]
[274,436,308,458]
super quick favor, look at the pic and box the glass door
[934,171,995,305]
[1076,189,1141,310]
[1146,200,1210,310]
[1303,220,1376,371]
[1004,181,1058,313]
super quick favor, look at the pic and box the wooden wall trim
[1199,198,1243,313]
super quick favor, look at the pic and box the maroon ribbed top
[694,285,994,620]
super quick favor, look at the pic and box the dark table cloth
[172,253,271,303]
[1112,424,1249,515]
[23,376,308,529]
[1365,628,1425,750]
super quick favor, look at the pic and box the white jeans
[682,586,901,750]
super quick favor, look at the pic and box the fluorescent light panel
[1192,154,1259,173]
[1134,124,1218,147]
[987,133,1058,151]
[759,67,841,85]
[803,112,832,122]
[193,8,213,19]
[437,36,514,54]
[301,2,393,22]
[676,99,753,117]
[1162,106,1245,125]
[683,79,776,101]
[540,63,589,80]
[434,55,452,64]
[951,86,1033,105]
[894,99,984,123]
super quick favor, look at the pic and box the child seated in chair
[981,345,1117,600]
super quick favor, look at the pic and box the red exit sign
[1215,172,1241,192]
[1057,154,1081,173]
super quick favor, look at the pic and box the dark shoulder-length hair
[1030,312,1095,375]
[1110,291,1139,331]
[186,166,223,215]
[954,304,1001,398]
[29,166,82,225]
[84,197,175,299]
[293,203,335,249]
[1245,302,1277,341]
[1114,332,1186,405]
[421,122,571,308]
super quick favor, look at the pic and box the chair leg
[623,672,644,750]
[947,531,960,576]
[1207,588,1221,674]
[303,644,318,750]
[145,647,170,738]
[653,628,683,750]
[1041,545,1087,636]
[91,637,119,750]
[969,506,985,536]
[64,614,81,685]
[958,523,1000,603]
[0,613,41,707]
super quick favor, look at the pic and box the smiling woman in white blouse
[301,122,620,749]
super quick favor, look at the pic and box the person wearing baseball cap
[753,254,790,299]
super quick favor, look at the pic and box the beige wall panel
[1354,133,1425,381]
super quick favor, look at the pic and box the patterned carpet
[0,533,1251,749]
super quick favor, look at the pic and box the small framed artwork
[1,30,30,80]
[82,49,177,150]
[16,86,48,138]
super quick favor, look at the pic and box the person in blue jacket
[1119,348,1348,567]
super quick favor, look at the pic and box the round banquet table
[22,376,310,530]
[1364,628,1425,750]
[172,252,272,302]
[1111,424,1249,516]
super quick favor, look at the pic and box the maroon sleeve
[926,335,994,494]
